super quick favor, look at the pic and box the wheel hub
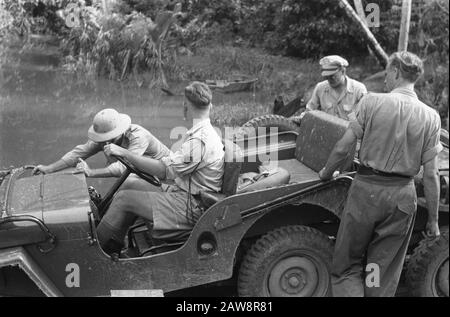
[268,256,319,297]
[288,275,302,288]
[280,268,307,294]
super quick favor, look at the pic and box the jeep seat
[278,110,356,183]
[296,111,355,172]
[197,139,243,208]
[236,167,291,193]
[199,141,293,209]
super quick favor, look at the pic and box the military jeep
[0,111,448,297]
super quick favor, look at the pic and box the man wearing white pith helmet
[305,55,367,121]
[33,108,170,178]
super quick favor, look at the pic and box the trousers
[332,174,417,297]
[96,182,202,249]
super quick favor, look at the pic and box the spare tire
[234,115,301,141]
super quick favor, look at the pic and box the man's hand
[426,219,440,239]
[319,168,339,181]
[75,158,92,177]
[33,165,51,175]
[103,143,127,158]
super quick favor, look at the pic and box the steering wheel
[114,156,161,187]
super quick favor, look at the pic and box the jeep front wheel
[406,227,449,297]
[238,226,333,297]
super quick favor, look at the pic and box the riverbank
[170,45,383,127]
[1,42,384,129]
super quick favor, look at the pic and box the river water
[0,53,264,194]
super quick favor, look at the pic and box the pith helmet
[88,109,131,143]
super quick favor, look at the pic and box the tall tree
[398,0,412,51]
[338,0,389,67]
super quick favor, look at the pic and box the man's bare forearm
[123,151,166,179]
[423,170,440,222]
[322,148,351,178]
[423,156,441,223]
[88,168,115,178]
[46,159,71,173]
[320,129,357,180]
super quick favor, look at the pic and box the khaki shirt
[307,76,367,120]
[350,87,443,176]
[161,119,224,195]
[61,124,171,176]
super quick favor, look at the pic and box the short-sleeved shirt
[306,76,367,120]
[161,119,224,195]
[61,124,171,176]
[350,87,443,176]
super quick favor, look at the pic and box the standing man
[305,55,367,121]
[33,108,170,178]
[319,51,442,297]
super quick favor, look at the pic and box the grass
[170,45,325,127]
[171,45,386,127]
[174,45,323,101]
[210,101,272,127]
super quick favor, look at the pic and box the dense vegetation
[0,0,448,124]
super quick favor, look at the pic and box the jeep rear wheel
[406,227,449,297]
[238,226,333,297]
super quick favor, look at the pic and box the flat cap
[320,55,349,77]
[185,81,212,108]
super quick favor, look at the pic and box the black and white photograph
[0,0,448,299]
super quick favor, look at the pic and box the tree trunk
[398,0,412,51]
[353,0,366,22]
[338,0,389,68]
[101,0,108,14]
[353,0,378,59]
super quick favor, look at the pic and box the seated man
[33,108,170,179]
[97,82,225,254]
[305,55,367,121]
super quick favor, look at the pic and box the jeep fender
[0,247,62,296]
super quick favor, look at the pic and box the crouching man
[33,108,170,179]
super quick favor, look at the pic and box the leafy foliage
[61,2,181,86]
[1,0,448,124]
[411,0,449,123]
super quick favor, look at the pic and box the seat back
[221,139,243,196]
[295,111,355,172]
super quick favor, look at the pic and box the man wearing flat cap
[33,108,170,178]
[97,82,225,254]
[306,55,367,121]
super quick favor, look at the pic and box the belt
[357,165,413,179]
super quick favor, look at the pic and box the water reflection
[0,66,188,193]
[0,63,266,194]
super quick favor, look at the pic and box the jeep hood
[0,168,91,249]
[1,168,90,218]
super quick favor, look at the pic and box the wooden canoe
[205,77,258,93]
